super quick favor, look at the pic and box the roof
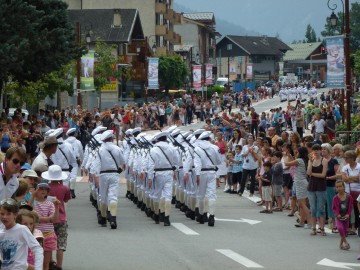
[183,12,214,22]
[224,35,291,56]
[67,9,144,43]
[283,42,323,61]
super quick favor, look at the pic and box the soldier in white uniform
[65,128,84,195]
[148,131,179,226]
[92,130,125,229]
[194,131,222,226]
[131,127,142,205]
[122,128,133,199]
[32,136,59,177]
[51,128,78,198]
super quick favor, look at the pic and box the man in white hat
[194,131,222,226]
[121,129,134,200]
[65,128,83,168]
[32,136,60,177]
[50,128,78,198]
[148,131,178,226]
[92,130,125,229]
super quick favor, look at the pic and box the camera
[246,159,249,163]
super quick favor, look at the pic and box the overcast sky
[177,0,356,43]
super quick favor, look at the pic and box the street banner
[246,63,253,79]
[81,51,95,91]
[148,58,159,89]
[230,65,236,74]
[192,65,202,89]
[279,62,284,76]
[205,64,213,85]
[326,35,345,88]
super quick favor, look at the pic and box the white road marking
[215,217,262,225]
[317,258,360,269]
[216,249,264,268]
[171,223,199,235]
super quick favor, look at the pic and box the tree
[305,24,317,43]
[0,0,79,84]
[4,61,75,107]
[354,50,360,76]
[158,55,189,91]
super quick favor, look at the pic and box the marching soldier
[194,131,222,227]
[51,128,78,198]
[148,131,179,226]
[92,130,125,229]
[32,136,60,177]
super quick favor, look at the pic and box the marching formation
[82,125,223,228]
[279,85,318,102]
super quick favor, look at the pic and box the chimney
[113,9,122,27]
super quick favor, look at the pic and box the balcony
[164,9,174,21]
[155,25,168,36]
[154,46,167,56]
[172,12,183,25]
[155,2,166,14]
[164,29,174,42]
[172,33,182,45]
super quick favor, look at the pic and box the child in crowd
[257,147,272,206]
[16,209,44,269]
[232,145,243,194]
[43,165,72,270]
[225,152,234,193]
[271,151,284,211]
[258,161,273,213]
[0,198,43,270]
[332,180,353,251]
[31,181,60,270]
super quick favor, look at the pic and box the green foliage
[94,39,117,92]
[207,85,225,98]
[158,55,189,90]
[336,115,360,132]
[4,62,75,107]
[0,0,79,83]
[355,50,360,75]
[305,24,317,43]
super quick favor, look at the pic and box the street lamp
[227,44,232,92]
[152,43,157,55]
[327,0,351,133]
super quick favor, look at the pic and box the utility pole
[76,22,82,107]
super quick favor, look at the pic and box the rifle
[168,135,186,152]
[180,134,194,149]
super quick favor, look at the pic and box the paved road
[64,89,360,270]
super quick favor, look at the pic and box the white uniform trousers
[99,173,119,204]
[196,172,217,201]
[153,173,173,202]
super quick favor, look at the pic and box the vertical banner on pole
[326,35,345,88]
[81,51,95,90]
[279,62,284,76]
[205,64,213,85]
[246,63,253,79]
[192,65,202,89]
[148,58,159,89]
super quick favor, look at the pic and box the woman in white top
[341,150,360,235]
[227,129,245,152]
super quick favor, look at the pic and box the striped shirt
[34,200,55,233]
[232,154,244,173]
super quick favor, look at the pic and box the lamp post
[327,0,351,133]
[227,44,232,92]
[76,22,82,107]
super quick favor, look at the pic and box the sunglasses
[0,199,16,206]
[12,159,25,166]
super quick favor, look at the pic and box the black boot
[70,189,76,199]
[159,212,165,222]
[175,201,182,209]
[195,207,199,218]
[180,204,187,213]
[100,217,107,227]
[203,212,208,222]
[164,216,171,226]
[149,210,154,219]
[154,214,160,224]
[189,210,196,220]
[208,215,215,227]
[197,214,204,224]
[110,216,117,229]
[137,200,142,209]
[97,211,102,225]
[129,193,134,201]
[171,196,176,204]
[125,191,130,198]
[106,211,111,222]
[133,197,138,204]
[90,193,94,202]
[185,209,191,218]
[141,204,146,212]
